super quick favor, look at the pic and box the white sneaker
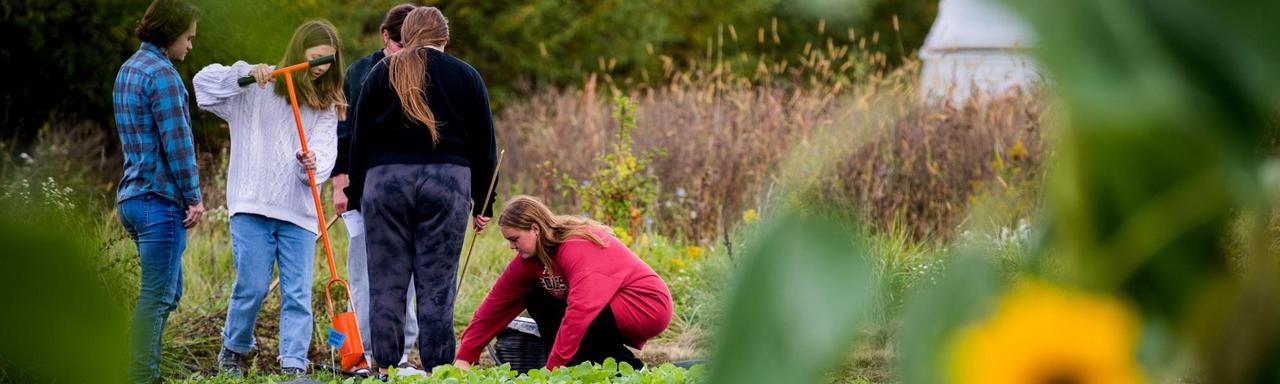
[395,362,427,377]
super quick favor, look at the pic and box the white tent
[920,0,1041,104]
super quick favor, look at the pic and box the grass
[90,190,730,379]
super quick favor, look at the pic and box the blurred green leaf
[0,202,128,384]
[707,212,877,384]
[895,250,1002,384]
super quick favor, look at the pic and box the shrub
[551,95,665,241]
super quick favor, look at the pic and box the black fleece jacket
[345,47,497,216]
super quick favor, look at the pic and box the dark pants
[362,163,471,370]
[525,289,643,368]
[118,194,186,384]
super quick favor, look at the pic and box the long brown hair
[274,19,346,120]
[499,195,612,275]
[388,6,449,144]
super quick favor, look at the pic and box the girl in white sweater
[193,19,345,376]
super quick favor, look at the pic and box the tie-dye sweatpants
[361,163,471,370]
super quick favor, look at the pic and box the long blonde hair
[388,6,449,144]
[274,19,346,120]
[499,195,612,276]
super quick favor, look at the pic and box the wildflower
[948,279,1145,384]
[743,208,758,223]
[14,179,31,202]
[1008,139,1028,161]
[671,257,686,270]
[686,246,704,259]
[40,177,76,211]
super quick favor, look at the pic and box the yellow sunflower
[948,279,1146,384]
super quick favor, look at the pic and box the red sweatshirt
[456,231,673,368]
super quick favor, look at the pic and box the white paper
[341,210,365,239]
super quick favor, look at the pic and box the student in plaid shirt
[112,0,202,382]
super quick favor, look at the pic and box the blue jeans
[119,194,187,384]
[222,213,316,370]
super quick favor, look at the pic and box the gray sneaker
[281,366,307,377]
[217,347,246,377]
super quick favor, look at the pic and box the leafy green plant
[368,360,703,384]
[169,360,704,384]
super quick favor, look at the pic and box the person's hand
[184,202,205,229]
[249,64,272,88]
[473,215,490,233]
[296,150,316,173]
[332,174,349,214]
[453,360,471,371]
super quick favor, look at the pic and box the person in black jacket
[331,3,423,374]
[344,6,498,379]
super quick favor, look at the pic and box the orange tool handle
[268,61,350,318]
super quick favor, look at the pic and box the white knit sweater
[194,61,337,235]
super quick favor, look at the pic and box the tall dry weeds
[499,44,1048,242]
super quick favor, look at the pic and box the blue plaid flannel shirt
[113,42,202,207]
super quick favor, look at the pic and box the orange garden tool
[239,55,369,373]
